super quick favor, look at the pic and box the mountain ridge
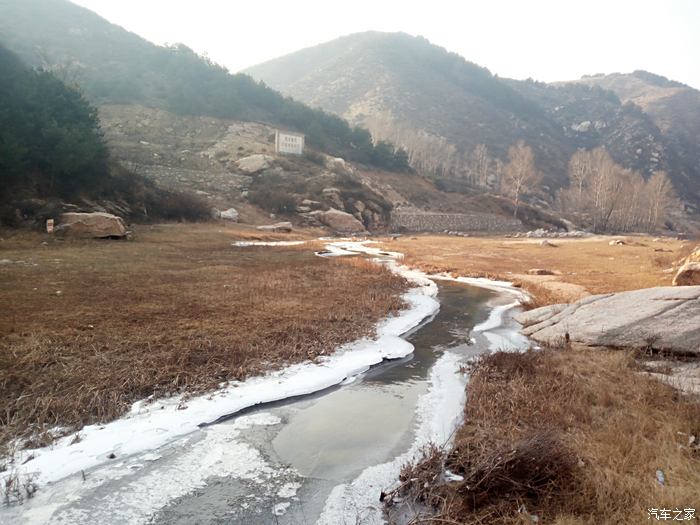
[246,31,700,209]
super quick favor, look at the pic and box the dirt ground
[379,234,694,305]
[0,223,406,452]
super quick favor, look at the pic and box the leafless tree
[501,141,540,217]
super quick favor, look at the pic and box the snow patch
[232,240,305,247]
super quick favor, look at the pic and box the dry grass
[392,349,700,524]
[0,223,407,453]
[384,235,695,305]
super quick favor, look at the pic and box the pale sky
[71,0,700,89]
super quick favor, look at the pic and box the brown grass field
[393,349,700,524]
[381,234,695,306]
[0,224,407,453]
[379,234,700,524]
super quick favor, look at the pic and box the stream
[2,245,529,525]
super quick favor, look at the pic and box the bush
[145,191,211,222]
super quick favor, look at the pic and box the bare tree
[501,141,540,218]
[558,148,676,233]
[472,144,490,188]
[644,171,675,231]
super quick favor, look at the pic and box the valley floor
[381,233,693,305]
[379,234,700,524]
[0,223,407,455]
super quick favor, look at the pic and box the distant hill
[0,0,407,170]
[565,71,700,206]
[246,32,700,208]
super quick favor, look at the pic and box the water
[152,281,498,524]
[5,280,519,525]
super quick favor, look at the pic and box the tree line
[431,138,674,233]
[0,45,110,201]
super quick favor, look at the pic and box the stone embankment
[390,211,522,233]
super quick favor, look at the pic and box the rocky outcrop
[220,208,239,222]
[673,263,700,286]
[256,221,293,233]
[673,247,700,286]
[516,286,700,355]
[236,154,274,174]
[309,208,367,233]
[55,212,127,238]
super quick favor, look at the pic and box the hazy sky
[71,0,700,89]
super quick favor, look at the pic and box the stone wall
[391,211,522,233]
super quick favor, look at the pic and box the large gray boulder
[235,154,273,174]
[220,208,239,222]
[516,286,700,355]
[309,208,367,234]
[56,212,127,238]
[256,221,293,233]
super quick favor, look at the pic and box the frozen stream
[2,243,528,525]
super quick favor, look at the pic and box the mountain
[564,71,700,207]
[0,0,407,170]
[246,32,700,209]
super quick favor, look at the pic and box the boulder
[321,187,344,210]
[210,208,221,219]
[609,239,625,246]
[673,263,700,286]
[516,286,700,355]
[235,154,273,174]
[220,208,239,222]
[256,222,293,233]
[309,208,367,234]
[325,156,347,172]
[301,199,322,209]
[55,212,127,238]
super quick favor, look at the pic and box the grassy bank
[390,349,700,524]
[0,224,407,454]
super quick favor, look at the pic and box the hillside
[0,0,407,171]
[246,32,700,209]
[566,71,700,207]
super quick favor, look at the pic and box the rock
[309,208,367,234]
[296,206,312,213]
[220,208,239,222]
[539,240,556,247]
[235,154,273,174]
[210,208,221,219]
[301,199,322,209]
[325,156,347,172]
[672,247,700,286]
[528,268,555,275]
[55,212,127,238]
[609,239,625,246]
[256,222,293,233]
[516,286,700,355]
[353,200,366,213]
[673,263,700,286]
[321,187,344,210]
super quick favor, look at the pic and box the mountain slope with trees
[0,0,408,170]
[0,44,109,203]
[246,32,699,211]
